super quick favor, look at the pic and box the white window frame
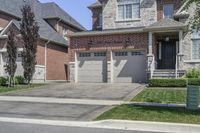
[116,0,140,21]
[163,4,174,18]
[191,29,200,60]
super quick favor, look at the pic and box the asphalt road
[0,122,163,133]
[0,101,108,121]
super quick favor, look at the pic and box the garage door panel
[78,52,107,83]
[113,51,147,83]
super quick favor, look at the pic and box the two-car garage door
[77,51,146,83]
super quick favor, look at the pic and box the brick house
[0,0,85,82]
[70,0,198,83]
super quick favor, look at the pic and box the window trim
[191,39,200,60]
[116,0,140,21]
[163,4,174,19]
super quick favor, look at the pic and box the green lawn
[132,88,190,104]
[0,84,46,94]
[96,105,200,124]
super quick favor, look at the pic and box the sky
[39,0,97,30]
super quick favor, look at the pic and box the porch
[146,18,187,78]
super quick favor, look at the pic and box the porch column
[177,30,184,71]
[179,30,183,54]
[0,53,3,76]
[148,32,154,78]
[148,32,153,55]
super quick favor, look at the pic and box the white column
[179,30,183,54]
[110,51,114,83]
[75,52,78,83]
[0,53,3,76]
[148,32,153,55]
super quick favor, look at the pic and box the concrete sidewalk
[0,117,199,133]
[0,96,127,106]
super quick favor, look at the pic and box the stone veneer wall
[102,0,157,30]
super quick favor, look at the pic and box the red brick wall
[0,13,12,28]
[36,40,45,66]
[46,43,69,80]
[70,33,148,61]
[157,0,182,20]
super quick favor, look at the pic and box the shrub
[149,78,187,87]
[188,78,200,86]
[0,77,8,86]
[14,76,25,85]
[186,68,200,78]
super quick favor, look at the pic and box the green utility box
[187,86,200,110]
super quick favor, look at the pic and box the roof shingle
[0,0,85,46]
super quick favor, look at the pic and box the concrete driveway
[2,83,144,101]
[0,83,144,121]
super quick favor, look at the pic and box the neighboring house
[0,0,85,82]
[70,0,197,83]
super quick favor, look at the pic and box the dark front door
[157,41,176,69]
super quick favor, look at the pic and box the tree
[20,5,39,84]
[182,0,200,31]
[5,28,17,87]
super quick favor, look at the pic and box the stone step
[152,70,186,78]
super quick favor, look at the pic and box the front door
[157,41,176,69]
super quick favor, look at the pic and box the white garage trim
[110,51,114,83]
[75,52,78,83]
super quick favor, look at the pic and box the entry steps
[152,69,185,78]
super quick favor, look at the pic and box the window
[94,52,106,57]
[79,53,91,57]
[63,28,68,40]
[163,4,174,18]
[117,0,140,20]
[132,51,143,56]
[192,29,200,60]
[97,13,102,27]
[192,40,200,60]
[115,52,128,56]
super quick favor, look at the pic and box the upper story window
[97,13,102,28]
[62,28,68,40]
[163,4,174,18]
[117,0,140,21]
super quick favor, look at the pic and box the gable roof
[41,2,86,31]
[0,0,85,46]
[145,18,186,31]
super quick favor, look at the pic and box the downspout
[45,40,50,82]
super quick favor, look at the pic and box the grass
[0,84,46,94]
[132,88,190,104]
[96,105,200,124]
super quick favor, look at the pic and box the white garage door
[113,51,147,83]
[77,52,107,83]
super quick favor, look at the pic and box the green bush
[186,68,200,78]
[14,76,25,85]
[149,78,187,87]
[0,77,8,86]
[188,78,200,86]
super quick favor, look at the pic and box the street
[0,122,162,133]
